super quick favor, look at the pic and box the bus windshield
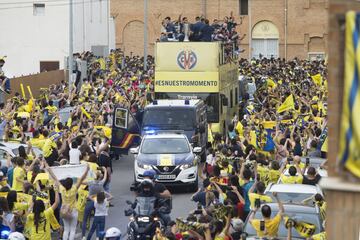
[142,108,195,131]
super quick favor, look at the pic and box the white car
[130,132,201,191]
[0,142,42,166]
[264,183,324,205]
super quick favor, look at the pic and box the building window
[230,90,233,108]
[239,0,248,15]
[33,3,45,16]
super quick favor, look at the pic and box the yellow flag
[250,130,257,147]
[338,11,360,177]
[321,136,328,152]
[210,123,220,133]
[27,86,34,99]
[277,94,295,113]
[95,126,112,139]
[266,78,277,88]
[207,124,214,143]
[311,73,323,86]
[20,83,26,99]
[98,58,106,70]
[81,107,91,119]
[263,121,276,129]
[318,101,327,115]
[235,121,243,136]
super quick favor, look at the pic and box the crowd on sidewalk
[0,49,154,239]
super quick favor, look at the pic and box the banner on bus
[155,71,219,92]
[155,42,219,72]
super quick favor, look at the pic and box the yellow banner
[155,42,219,72]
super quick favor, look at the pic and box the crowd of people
[0,49,154,239]
[159,13,245,52]
[0,46,329,240]
[153,58,328,240]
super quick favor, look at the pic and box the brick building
[111,0,328,59]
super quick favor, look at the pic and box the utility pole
[143,0,148,71]
[68,0,74,92]
[248,0,252,59]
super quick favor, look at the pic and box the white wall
[0,0,114,77]
[0,0,69,77]
[73,0,110,52]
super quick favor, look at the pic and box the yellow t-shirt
[257,166,269,184]
[45,106,57,115]
[280,174,303,184]
[87,162,99,173]
[267,170,281,184]
[26,207,54,240]
[250,213,282,237]
[42,139,56,158]
[60,186,77,209]
[12,167,25,192]
[249,193,273,209]
[286,163,305,170]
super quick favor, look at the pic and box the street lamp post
[248,0,252,60]
[143,0,148,71]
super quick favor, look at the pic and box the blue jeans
[87,216,106,240]
[82,200,94,237]
[104,181,110,193]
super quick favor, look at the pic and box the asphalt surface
[104,154,197,236]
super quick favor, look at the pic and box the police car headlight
[180,163,194,170]
[137,162,151,170]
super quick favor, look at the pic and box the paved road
[105,154,197,236]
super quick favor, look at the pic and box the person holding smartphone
[249,192,284,238]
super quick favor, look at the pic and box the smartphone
[255,198,261,208]
[260,220,265,231]
[306,157,310,165]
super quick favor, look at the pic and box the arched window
[252,21,279,58]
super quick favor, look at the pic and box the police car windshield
[141,138,190,154]
[142,109,195,130]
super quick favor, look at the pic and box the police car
[130,132,201,191]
